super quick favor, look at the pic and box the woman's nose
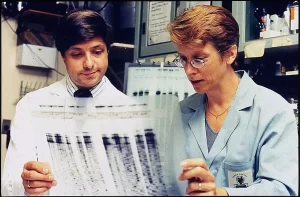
[184,61,197,75]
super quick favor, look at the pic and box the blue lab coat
[164,71,298,196]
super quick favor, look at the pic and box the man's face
[62,36,108,89]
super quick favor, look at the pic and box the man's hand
[178,158,227,196]
[21,161,57,196]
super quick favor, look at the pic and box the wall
[1,15,67,176]
[133,1,222,62]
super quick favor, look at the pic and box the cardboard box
[18,29,55,47]
[259,30,281,39]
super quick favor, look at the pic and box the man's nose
[83,55,94,69]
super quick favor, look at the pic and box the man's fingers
[24,161,51,175]
[180,158,209,171]
[23,179,57,189]
[21,170,55,182]
[25,187,50,196]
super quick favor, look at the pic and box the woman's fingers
[186,181,216,194]
[188,191,215,196]
[178,166,214,182]
[179,158,217,196]
[180,158,209,171]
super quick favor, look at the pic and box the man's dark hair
[55,9,113,56]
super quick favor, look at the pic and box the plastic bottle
[284,4,291,30]
[290,1,299,34]
[275,61,283,76]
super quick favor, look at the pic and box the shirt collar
[66,74,106,97]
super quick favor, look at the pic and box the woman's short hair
[167,5,239,66]
[55,9,113,56]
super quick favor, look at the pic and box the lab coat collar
[47,76,70,97]
[234,70,258,111]
[46,76,110,98]
[187,71,258,162]
[187,70,257,111]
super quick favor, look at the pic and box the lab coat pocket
[223,159,254,188]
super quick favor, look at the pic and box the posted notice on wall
[147,1,172,46]
[176,1,211,16]
[188,1,211,8]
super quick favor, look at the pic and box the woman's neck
[206,70,240,109]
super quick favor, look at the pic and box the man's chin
[78,80,101,89]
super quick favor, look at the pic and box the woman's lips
[190,79,202,83]
[190,79,204,86]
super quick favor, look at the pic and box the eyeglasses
[173,50,221,69]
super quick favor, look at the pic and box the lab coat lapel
[205,71,258,168]
[188,96,208,159]
[206,106,241,168]
[48,76,70,97]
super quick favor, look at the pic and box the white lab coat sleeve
[1,95,44,196]
[224,106,298,196]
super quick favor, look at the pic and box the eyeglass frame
[172,48,231,69]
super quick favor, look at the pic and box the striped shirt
[66,75,106,97]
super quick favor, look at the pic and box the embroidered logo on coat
[228,169,253,188]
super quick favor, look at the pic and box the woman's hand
[178,158,227,196]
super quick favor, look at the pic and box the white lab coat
[1,76,131,196]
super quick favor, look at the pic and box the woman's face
[176,42,230,94]
[62,36,108,89]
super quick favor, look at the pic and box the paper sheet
[28,95,179,196]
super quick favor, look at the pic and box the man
[1,9,130,196]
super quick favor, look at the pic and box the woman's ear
[226,45,238,65]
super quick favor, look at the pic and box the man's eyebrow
[91,44,105,49]
[69,44,105,50]
[69,47,82,51]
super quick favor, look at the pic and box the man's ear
[61,53,65,62]
[226,45,238,65]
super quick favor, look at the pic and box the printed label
[228,169,253,188]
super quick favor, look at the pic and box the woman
[165,5,298,196]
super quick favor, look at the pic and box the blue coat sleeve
[224,106,298,196]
